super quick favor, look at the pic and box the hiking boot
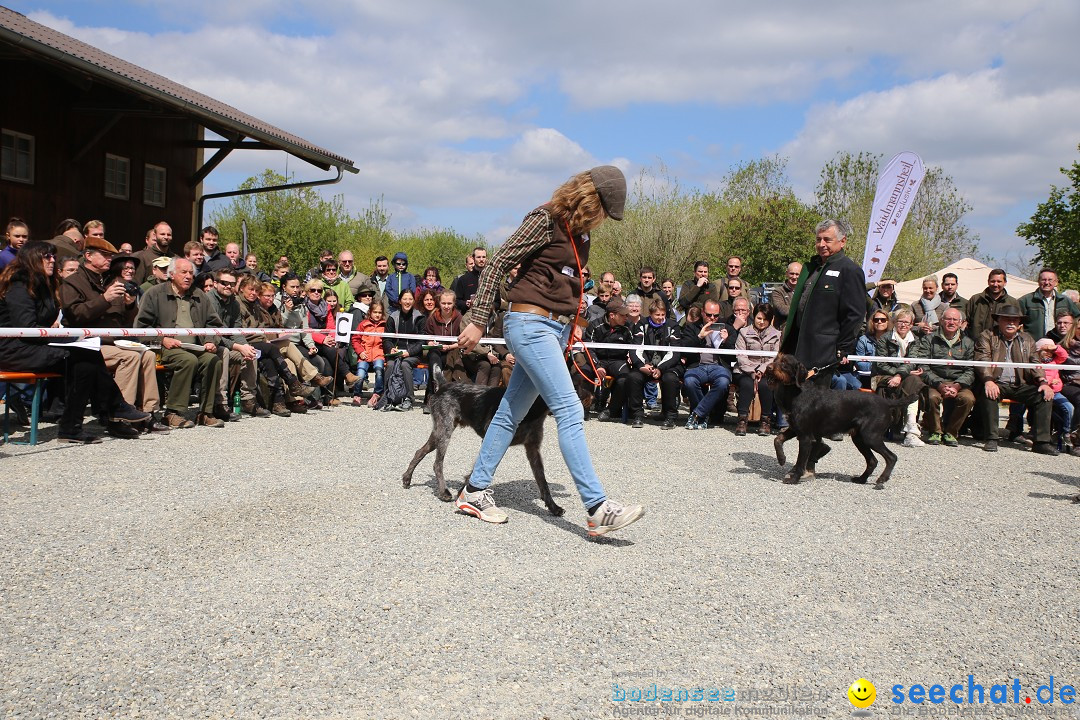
[288,378,315,398]
[1033,442,1059,456]
[586,499,645,537]
[162,411,195,429]
[345,372,361,385]
[271,400,292,417]
[455,486,509,524]
[108,402,152,424]
[286,399,308,414]
[196,412,225,428]
[213,404,240,422]
[926,432,942,445]
[758,417,771,436]
[241,400,271,418]
[312,374,334,387]
[942,433,958,447]
[734,416,748,436]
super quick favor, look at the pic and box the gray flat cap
[589,165,627,221]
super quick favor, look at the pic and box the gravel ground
[1,406,1078,720]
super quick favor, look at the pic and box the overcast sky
[15,0,1080,269]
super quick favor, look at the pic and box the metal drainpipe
[195,165,345,237]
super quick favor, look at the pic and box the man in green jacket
[1018,267,1080,339]
[135,258,225,429]
[911,308,975,446]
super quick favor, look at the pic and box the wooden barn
[0,5,355,253]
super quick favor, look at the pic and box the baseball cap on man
[151,256,172,269]
[589,165,627,221]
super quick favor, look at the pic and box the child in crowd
[352,302,387,407]
[1035,338,1074,447]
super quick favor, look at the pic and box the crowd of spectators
[0,216,1077,459]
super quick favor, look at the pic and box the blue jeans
[352,358,384,395]
[469,312,606,508]
[1052,392,1073,435]
[684,363,731,419]
[831,371,862,390]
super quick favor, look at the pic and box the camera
[123,281,140,296]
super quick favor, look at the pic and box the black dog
[401,373,564,515]
[764,353,918,487]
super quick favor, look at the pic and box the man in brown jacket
[974,305,1057,455]
[60,237,168,435]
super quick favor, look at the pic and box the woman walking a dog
[454,166,644,537]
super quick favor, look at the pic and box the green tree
[1017,144,1080,288]
[590,163,717,285]
[712,156,822,286]
[815,152,979,281]
[209,170,479,281]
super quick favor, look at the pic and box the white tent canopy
[893,257,1037,305]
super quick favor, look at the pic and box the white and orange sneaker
[455,486,509,524]
[586,500,644,537]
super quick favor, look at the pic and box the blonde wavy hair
[549,171,606,236]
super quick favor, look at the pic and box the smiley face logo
[848,678,876,709]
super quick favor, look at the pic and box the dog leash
[804,359,842,380]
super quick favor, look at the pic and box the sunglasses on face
[704,312,720,319]
[309,288,323,294]
[873,318,888,323]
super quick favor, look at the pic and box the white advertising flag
[862,151,926,284]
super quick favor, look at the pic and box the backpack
[376,357,409,409]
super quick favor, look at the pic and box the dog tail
[889,393,921,408]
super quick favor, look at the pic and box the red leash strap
[565,220,601,388]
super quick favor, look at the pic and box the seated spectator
[974,305,1057,455]
[1034,337,1077,455]
[351,301,387,407]
[678,261,720,316]
[1046,310,1074,344]
[874,308,927,447]
[258,280,330,410]
[418,266,444,295]
[867,278,900,323]
[183,240,206,274]
[57,257,80,279]
[912,275,942,336]
[769,262,802,329]
[1057,319,1080,449]
[237,275,314,416]
[625,294,644,342]
[632,267,668,313]
[733,303,781,436]
[580,296,633,421]
[626,298,682,429]
[585,284,613,324]
[383,289,425,411]
[0,218,30,271]
[51,218,84,262]
[852,310,889,389]
[141,256,170,293]
[417,288,438,317]
[270,258,291,288]
[207,269,260,419]
[912,307,974,447]
[461,307,502,388]
[319,258,355,312]
[276,272,325,377]
[307,283,359,403]
[938,272,966,318]
[722,277,750,306]
[59,238,166,436]
[135,257,226,428]
[0,241,150,443]
[195,273,215,293]
[682,299,735,430]
[424,289,467,388]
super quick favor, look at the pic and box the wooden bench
[1,371,63,446]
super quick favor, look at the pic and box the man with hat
[973,303,1058,454]
[60,237,170,435]
[141,255,171,293]
[867,276,900,323]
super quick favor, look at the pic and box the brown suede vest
[504,206,590,319]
